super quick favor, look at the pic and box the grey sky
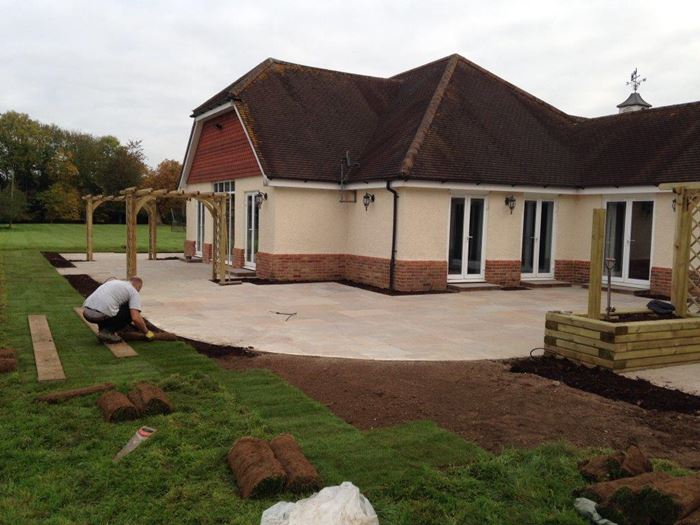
[1,0,698,167]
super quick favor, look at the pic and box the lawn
[0,223,185,252]
[0,233,591,523]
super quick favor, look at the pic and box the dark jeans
[97,303,133,333]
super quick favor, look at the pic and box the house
[178,54,700,295]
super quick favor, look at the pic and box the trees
[0,111,154,223]
[140,159,182,223]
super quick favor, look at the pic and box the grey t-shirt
[83,280,141,317]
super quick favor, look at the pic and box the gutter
[386,181,399,291]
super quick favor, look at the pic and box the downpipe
[386,181,399,291]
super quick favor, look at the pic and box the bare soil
[218,353,700,468]
[41,251,75,268]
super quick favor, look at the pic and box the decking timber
[28,315,66,381]
[73,307,138,358]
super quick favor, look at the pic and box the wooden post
[672,188,691,316]
[147,203,157,261]
[125,193,137,279]
[587,208,606,320]
[86,198,94,262]
[211,201,219,282]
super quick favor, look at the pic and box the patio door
[521,200,554,279]
[213,181,234,264]
[448,196,485,281]
[195,201,205,257]
[604,199,654,286]
[244,192,259,269]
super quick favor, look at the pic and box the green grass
[0,223,185,252]
[0,237,591,523]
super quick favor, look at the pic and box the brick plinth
[184,240,196,258]
[256,253,345,282]
[485,260,521,287]
[232,248,245,268]
[394,260,448,291]
[554,260,590,284]
[345,255,390,289]
[650,266,671,297]
[254,252,448,292]
[202,243,212,264]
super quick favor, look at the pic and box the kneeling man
[82,276,154,343]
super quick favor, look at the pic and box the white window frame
[519,198,557,280]
[213,181,235,265]
[445,193,489,282]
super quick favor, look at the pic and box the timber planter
[545,310,700,371]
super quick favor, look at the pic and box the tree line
[0,111,182,226]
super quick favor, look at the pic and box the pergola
[82,187,229,282]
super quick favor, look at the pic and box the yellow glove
[145,330,155,341]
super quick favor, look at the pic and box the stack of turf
[577,446,700,524]
[0,347,17,373]
[96,383,172,422]
[228,434,322,498]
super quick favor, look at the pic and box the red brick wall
[554,260,590,284]
[485,260,521,287]
[184,240,196,258]
[650,266,671,297]
[345,255,390,289]
[187,109,260,184]
[255,253,447,291]
[256,253,346,282]
[232,248,245,268]
[394,260,448,291]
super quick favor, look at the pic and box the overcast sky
[1,0,698,167]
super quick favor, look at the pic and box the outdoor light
[672,197,677,212]
[215,123,224,130]
[254,191,267,209]
[504,195,516,214]
[363,192,375,211]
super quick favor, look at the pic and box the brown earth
[218,354,700,468]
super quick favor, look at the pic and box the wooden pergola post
[217,196,227,282]
[125,191,137,280]
[85,197,94,262]
[671,187,691,316]
[147,203,157,261]
[587,208,606,320]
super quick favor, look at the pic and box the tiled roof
[191,55,700,188]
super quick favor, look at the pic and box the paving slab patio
[57,252,651,361]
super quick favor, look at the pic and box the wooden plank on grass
[73,307,138,358]
[28,315,66,382]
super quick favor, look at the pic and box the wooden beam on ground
[587,208,606,320]
[28,315,66,382]
[73,307,138,358]
[36,383,115,403]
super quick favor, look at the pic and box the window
[213,181,235,264]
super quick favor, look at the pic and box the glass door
[195,201,205,257]
[521,200,554,279]
[213,181,235,264]
[605,199,654,285]
[245,192,259,269]
[448,196,485,281]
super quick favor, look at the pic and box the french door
[604,199,654,286]
[521,200,555,279]
[448,196,486,281]
[195,201,205,257]
[213,181,234,264]
[244,192,259,269]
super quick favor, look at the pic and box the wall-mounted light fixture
[504,195,517,214]
[672,197,677,212]
[215,122,224,130]
[363,192,375,211]
[254,191,267,209]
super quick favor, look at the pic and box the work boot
[97,329,122,343]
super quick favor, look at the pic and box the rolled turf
[97,391,139,422]
[36,383,115,404]
[127,383,173,415]
[227,437,287,499]
[270,433,321,492]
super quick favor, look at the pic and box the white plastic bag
[260,482,379,525]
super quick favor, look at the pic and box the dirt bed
[41,251,75,268]
[511,356,700,413]
[218,354,700,468]
[64,274,101,297]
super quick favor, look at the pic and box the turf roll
[96,391,139,422]
[643,474,700,524]
[36,383,115,403]
[227,436,287,498]
[0,357,17,373]
[578,471,672,504]
[127,383,173,416]
[270,433,322,492]
[579,452,626,482]
[678,507,700,524]
[120,331,178,342]
[0,347,16,359]
[620,445,653,477]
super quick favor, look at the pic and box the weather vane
[626,68,646,92]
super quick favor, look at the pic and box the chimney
[617,68,651,114]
